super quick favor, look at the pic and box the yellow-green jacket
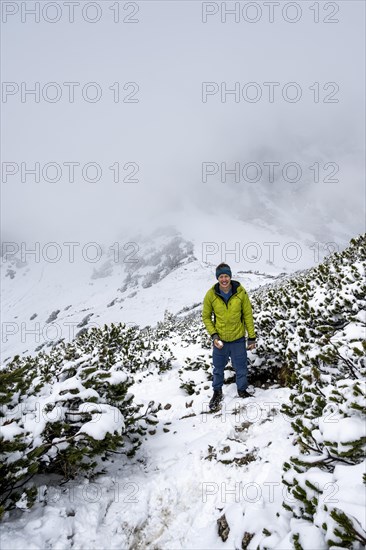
[202,280,256,342]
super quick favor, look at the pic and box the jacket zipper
[215,286,237,309]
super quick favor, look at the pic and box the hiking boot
[238,389,253,398]
[209,389,223,410]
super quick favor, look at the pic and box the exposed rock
[180,412,196,419]
[242,531,254,549]
[217,514,230,542]
[46,309,60,324]
[235,421,253,432]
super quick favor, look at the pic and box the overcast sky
[1,1,365,250]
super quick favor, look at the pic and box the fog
[1,1,365,250]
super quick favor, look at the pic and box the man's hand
[247,338,256,351]
[213,338,224,349]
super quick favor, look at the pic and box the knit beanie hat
[216,265,232,280]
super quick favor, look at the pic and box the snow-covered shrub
[250,234,366,549]
[79,322,174,374]
[281,377,366,549]
[0,322,165,516]
[154,309,210,350]
[252,235,365,385]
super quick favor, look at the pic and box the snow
[1,229,364,549]
[288,520,327,550]
[0,354,296,549]
[77,403,125,440]
[318,416,366,445]
[331,461,366,529]
[0,422,24,441]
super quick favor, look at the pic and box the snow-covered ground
[0,338,297,550]
[0,224,297,549]
[2,225,363,549]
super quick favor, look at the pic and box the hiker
[202,262,256,410]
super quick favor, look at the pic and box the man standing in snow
[202,263,256,410]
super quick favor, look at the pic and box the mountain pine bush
[250,234,366,549]
[0,322,171,516]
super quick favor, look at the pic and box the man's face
[218,274,231,289]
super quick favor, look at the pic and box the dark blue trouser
[212,336,248,392]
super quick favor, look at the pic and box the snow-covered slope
[1,233,364,550]
[0,362,294,550]
[1,221,311,364]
